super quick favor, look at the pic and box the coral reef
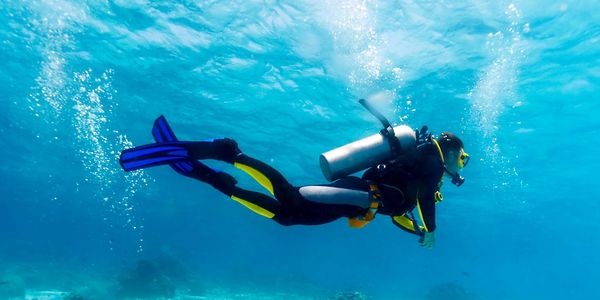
[116,259,176,298]
[115,254,191,299]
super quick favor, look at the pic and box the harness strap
[348,182,383,228]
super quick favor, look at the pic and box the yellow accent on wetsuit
[431,139,445,163]
[393,215,416,232]
[234,162,275,196]
[416,192,429,233]
[395,139,447,233]
[431,138,446,203]
[231,195,275,219]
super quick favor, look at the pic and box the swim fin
[119,141,193,172]
[151,115,195,174]
[120,115,221,172]
[150,117,241,164]
[119,116,240,190]
[149,115,238,194]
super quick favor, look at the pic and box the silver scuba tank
[319,125,416,181]
[319,99,417,181]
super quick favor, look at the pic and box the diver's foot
[212,138,242,163]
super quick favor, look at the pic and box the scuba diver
[119,100,469,249]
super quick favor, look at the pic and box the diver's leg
[228,187,281,219]
[185,138,299,206]
[232,154,298,205]
[274,177,372,226]
[297,186,370,208]
[138,117,285,219]
[296,177,371,207]
[182,160,282,219]
[184,138,288,188]
[160,138,290,192]
[273,199,368,226]
[216,147,371,221]
[182,160,238,196]
[184,139,369,225]
[190,162,368,226]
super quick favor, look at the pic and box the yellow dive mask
[458,151,470,169]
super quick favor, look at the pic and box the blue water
[1,0,599,299]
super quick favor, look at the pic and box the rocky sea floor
[1,257,477,300]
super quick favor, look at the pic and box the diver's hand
[419,231,436,249]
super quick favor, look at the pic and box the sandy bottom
[23,289,322,300]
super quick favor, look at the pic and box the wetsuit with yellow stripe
[183,138,445,233]
[184,138,373,226]
[362,141,445,235]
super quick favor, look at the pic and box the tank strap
[348,182,383,228]
[359,98,403,157]
[380,125,402,157]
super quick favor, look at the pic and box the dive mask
[447,150,469,186]
[458,151,470,169]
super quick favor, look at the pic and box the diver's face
[444,148,463,176]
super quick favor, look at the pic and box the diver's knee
[273,213,296,226]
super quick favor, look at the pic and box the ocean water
[1,0,599,299]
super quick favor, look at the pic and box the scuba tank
[320,99,417,181]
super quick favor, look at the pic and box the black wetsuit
[362,142,444,233]
[199,140,444,234]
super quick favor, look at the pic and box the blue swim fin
[151,115,195,174]
[148,116,238,193]
[120,116,237,174]
[119,141,192,172]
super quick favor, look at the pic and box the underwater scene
[1,0,599,299]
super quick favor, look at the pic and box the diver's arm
[416,188,436,233]
[416,157,443,233]
[415,178,440,248]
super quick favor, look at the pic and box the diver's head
[437,132,469,185]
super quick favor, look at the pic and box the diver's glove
[419,231,436,249]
